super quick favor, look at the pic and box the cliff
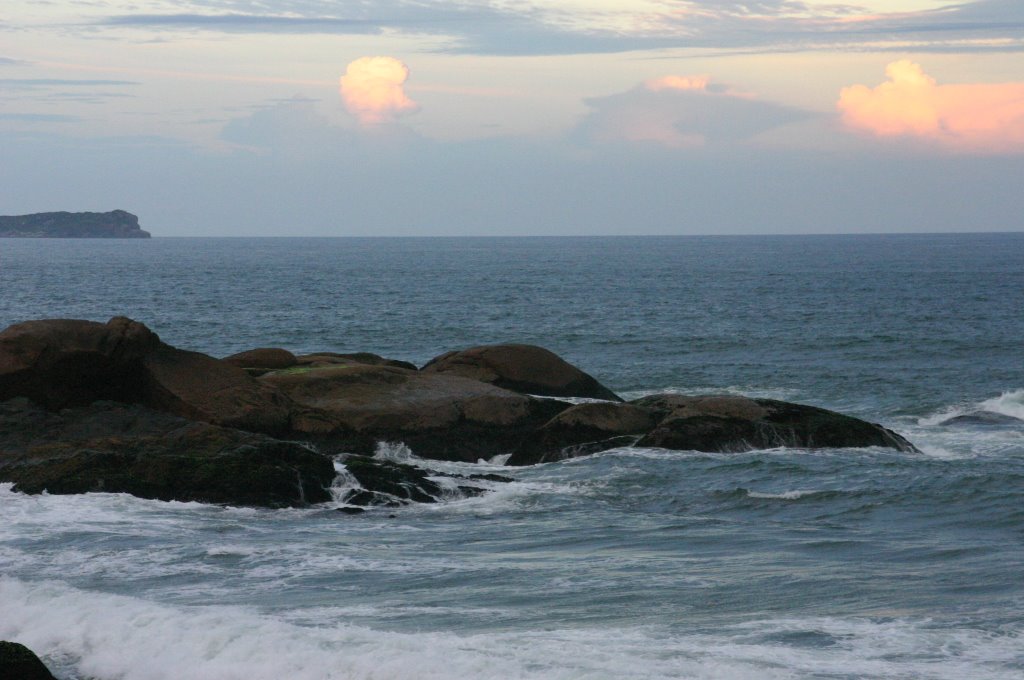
[0,210,151,238]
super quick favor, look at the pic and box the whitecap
[747,489,820,500]
[2,578,1020,680]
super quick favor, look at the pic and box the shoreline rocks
[0,315,920,510]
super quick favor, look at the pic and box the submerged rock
[634,394,917,453]
[335,454,506,508]
[341,455,447,505]
[421,343,622,402]
[265,364,568,462]
[0,398,334,507]
[0,641,57,680]
[939,410,1024,427]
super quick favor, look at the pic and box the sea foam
[2,578,1020,680]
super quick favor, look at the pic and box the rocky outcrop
[0,317,293,435]
[264,364,568,462]
[421,344,621,401]
[0,641,57,680]
[0,398,334,507]
[634,394,917,453]
[223,347,298,373]
[0,209,150,238]
[0,315,922,509]
[507,402,655,465]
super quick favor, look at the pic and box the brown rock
[0,316,159,408]
[263,364,568,462]
[295,352,417,371]
[223,347,297,370]
[421,344,621,401]
[140,347,293,434]
[507,402,655,465]
[0,317,294,435]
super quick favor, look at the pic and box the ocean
[1,233,1022,679]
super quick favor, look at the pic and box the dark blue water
[1,234,1022,679]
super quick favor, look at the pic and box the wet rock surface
[939,410,1024,427]
[0,398,334,508]
[634,394,917,453]
[0,641,57,680]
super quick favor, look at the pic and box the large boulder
[507,402,655,465]
[0,316,160,408]
[634,394,917,453]
[140,346,292,434]
[421,344,621,401]
[0,398,334,507]
[263,364,568,462]
[0,317,293,435]
[223,347,298,371]
[0,641,57,680]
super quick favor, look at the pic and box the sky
[1,0,1023,236]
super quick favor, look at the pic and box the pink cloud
[838,60,1024,153]
[339,56,418,125]
[645,75,710,93]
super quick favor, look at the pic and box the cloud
[339,56,418,125]
[102,13,383,35]
[0,79,139,89]
[645,75,711,93]
[0,113,82,122]
[83,1,1024,56]
[837,60,1024,153]
[577,75,808,149]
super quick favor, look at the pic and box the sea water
[1,234,1022,679]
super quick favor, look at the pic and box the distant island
[0,210,151,238]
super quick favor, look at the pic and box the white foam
[747,489,819,500]
[2,578,1020,680]
[620,385,803,402]
[979,389,1024,421]
[918,389,1024,427]
[410,478,585,517]
[373,440,416,463]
